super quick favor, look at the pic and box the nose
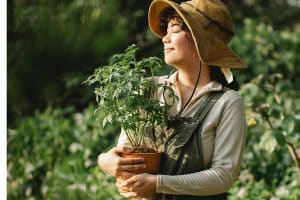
[162,32,170,44]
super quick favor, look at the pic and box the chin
[164,58,180,66]
[164,55,175,64]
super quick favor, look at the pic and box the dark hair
[210,66,239,91]
[159,8,189,36]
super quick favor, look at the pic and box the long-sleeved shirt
[117,71,247,196]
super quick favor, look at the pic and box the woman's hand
[97,146,145,178]
[116,173,157,199]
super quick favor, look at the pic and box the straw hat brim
[148,0,247,69]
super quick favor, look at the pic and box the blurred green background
[7,0,300,199]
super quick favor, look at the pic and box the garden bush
[7,105,125,200]
[8,18,300,199]
[228,18,300,199]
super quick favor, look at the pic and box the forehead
[167,19,182,28]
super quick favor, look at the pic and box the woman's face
[162,19,198,67]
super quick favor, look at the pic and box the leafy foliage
[8,0,300,127]
[84,44,176,151]
[7,0,146,127]
[228,18,300,199]
[7,4,300,200]
[7,105,124,199]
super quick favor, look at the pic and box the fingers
[116,180,131,193]
[117,180,141,198]
[121,174,143,187]
[119,191,140,199]
[113,146,132,154]
[115,158,145,174]
[115,171,135,179]
[117,177,143,190]
[119,157,145,165]
[119,163,146,172]
[97,146,146,178]
[131,180,144,191]
[117,174,156,199]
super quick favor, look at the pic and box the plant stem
[286,141,300,174]
[125,129,134,148]
[260,112,300,174]
[264,115,275,131]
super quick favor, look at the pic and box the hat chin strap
[175,64,232,117]
[177,62,202,117]
[221,67,233,83]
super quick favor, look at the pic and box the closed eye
[167,24,182,34]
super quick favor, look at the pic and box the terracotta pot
[122,151,161,174]
[116,151,161,191]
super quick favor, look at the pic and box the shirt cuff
[156,174,163,193]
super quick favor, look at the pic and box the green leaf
[282,115,295,134]
[259,131,277,153]
[273,130,286,146]
[102,114,112,127]
[268,104,283,118]
[102,116,107,127]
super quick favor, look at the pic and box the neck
[177,62,211,89]
[174,62,212,113]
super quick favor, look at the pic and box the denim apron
[155,91,227,200]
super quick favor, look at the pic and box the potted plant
[84,44,176,174]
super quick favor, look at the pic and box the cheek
[174,35,194,52]
[177,41,195,57]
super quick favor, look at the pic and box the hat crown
[182,0,233,42]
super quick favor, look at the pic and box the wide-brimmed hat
[148,0,247,70]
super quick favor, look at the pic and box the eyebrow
[168,23,181,29]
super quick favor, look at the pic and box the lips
[164,47,175,53]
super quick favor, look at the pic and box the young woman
[97,0,247,199]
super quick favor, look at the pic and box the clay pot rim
[127,151,161,155]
